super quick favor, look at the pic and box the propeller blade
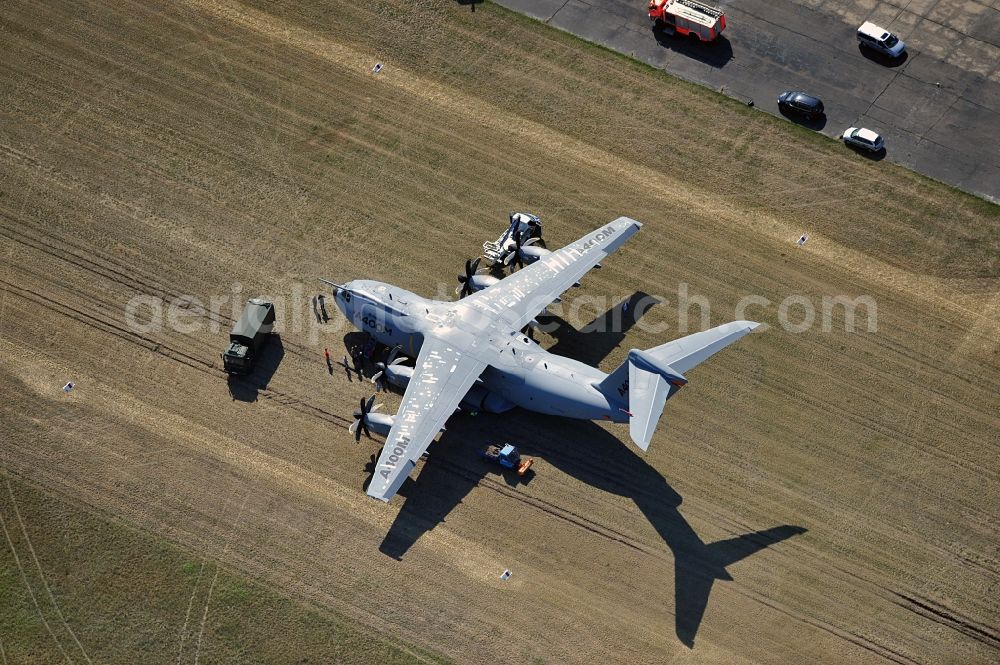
[354,419,363,441]
[460,258,479,298]
[360,418,370,439]
[513,233,525,270]
[386,345,401,365]
[364,394,376,414]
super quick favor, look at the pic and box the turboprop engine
[457,257,500,298]
[349,395,394,440]
[371,354,413,392]
[508,231,551,271]
[349,393,450,441]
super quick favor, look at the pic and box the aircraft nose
[333,286,353,312]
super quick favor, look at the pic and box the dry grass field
[1,1,998,663]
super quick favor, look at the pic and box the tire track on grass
[0,494,75,664]
[433,456,919,664]
[192,493,248,665]
[0,272,966,661]
[0,278,350,429]
[187,0,988,329]
[0,217,324,361]
[1,226,980,660]
[5,480,93,665]
[175,491,237,665]
[892,591,1000,650]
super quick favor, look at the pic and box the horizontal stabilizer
[629,349,688,386]
[644,320,759,373]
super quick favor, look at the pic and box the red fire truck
[648,0,727,42]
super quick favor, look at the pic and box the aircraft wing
[467,217,642,333]
[367,336,487,502]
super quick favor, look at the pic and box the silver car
[842,127,884,152]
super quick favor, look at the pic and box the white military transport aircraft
[323,217,758,502]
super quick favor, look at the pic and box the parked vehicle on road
[777,91,825,119]
[857,22,905,58]
[648,0,727,42]
[842,127,885,152]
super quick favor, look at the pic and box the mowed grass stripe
[0,473,450,664]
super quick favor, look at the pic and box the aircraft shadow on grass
[538,291,661,367]
[369,308,806,648]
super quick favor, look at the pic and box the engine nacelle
[459,383,516,414]
[469,274,500,292]
[460,383,489,412]
[361,412,446,438]
[365,412,395,436]
[518,241,551,265]
[383,364,414,390]
[482,390,516,413]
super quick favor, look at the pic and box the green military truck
[221,298,275,374]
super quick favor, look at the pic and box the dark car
[777,91,825,119]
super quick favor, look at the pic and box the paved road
[493,0,1000,202]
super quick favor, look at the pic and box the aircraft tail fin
[598,321,759,451]
[626,350,688,451]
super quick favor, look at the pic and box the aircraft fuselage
[334,280,628,423]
